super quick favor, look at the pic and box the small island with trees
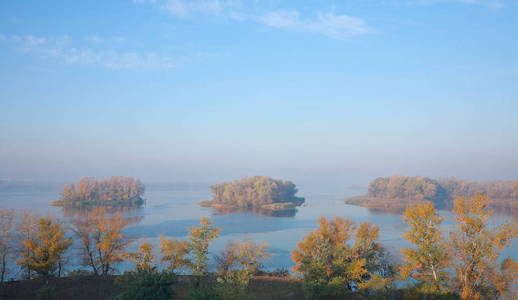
[346,175,518,214]
[50,176,145,208]
[198,176,305,215]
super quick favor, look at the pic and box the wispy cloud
[3,35,182,70]
[410,0,503,8]
[135,1,369,39]
[262,11,369,39]
[136,0,245,19]
[456,0,503,8]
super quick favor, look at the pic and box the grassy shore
[0,275,305,300]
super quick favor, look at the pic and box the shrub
[114,270,177,300]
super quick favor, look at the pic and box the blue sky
[0,0,517,187]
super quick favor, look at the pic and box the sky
[0,0,517,188]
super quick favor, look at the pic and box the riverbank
[0,275,304,300]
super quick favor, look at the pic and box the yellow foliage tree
[400,202,450,295]
[71,207,130,275]
[0,208,14,282]
[497,258,518,300]
[16,217,72,278]
[450,194,518,300]
[125,240,155,273]
[187,217,221,276]
[292,217,383,297]
[159,236,190,273]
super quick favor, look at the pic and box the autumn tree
[116,240,177,300]
[215,240,271,300]
[353,221,396,294]
[0,208,15,282]
[400,202,451,295]
[159,236,190,273]
[292,217,373,297]
[215,242,240,276]
[16,210,39,279]
[71,208,130,275]
[208,176,305,208]
[125,240,155,273]
[56,176,145,207]
[450,194,517,300]
[16,217,72,278]
[497,258,518,300]
[187,217,221,276]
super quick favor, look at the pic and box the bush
[216,269,253,300]
[36,283,55,300]
[187,285,221,300]
[114,270,177,300]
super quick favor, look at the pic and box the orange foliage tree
[0,208,15,282]
[71,208,130,275]
[400,202,451,295]
[16,217,72,278]
[292,217,394,298]
[450,194,517,300]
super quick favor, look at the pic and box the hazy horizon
[1,1,517,188]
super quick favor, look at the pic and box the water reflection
[60,205,145,226]
[210,206,298,217]
[365,204,518,220]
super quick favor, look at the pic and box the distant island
[346,175,518,214]
[51,176,145,208]
[198,176,305,214]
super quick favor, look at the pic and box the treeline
[1,195,517,299]
[206,176,305,209]
[438,177,518,202]
[51,176,145,207]
[347,175,518,213]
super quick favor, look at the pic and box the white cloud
[4,35,180,70]
[134,1,369,39]
[138,0,245,19]
[262,11,369,39]
[410,0,503,8]
[87,35,103,44]
[456,0,503,8]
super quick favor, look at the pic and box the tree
[57,176,145,207]
[187,217,221,276]
[159,236,190,273]
[125,240,155,273]
[71,207,130,275]
[16,210,38,279]
[0,208,14,282]
[208,176,304,208]
[353,221,396,294]
[214,240,271,300]
[16,217,72,278]
[497,258,518,300]
[450,194,518,299]
[400,202,451,295]
[291,217,368,297]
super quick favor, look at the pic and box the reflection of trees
[365,203,518,220]
[61,206,144,226]
[489,204,518,220]
[210,206,298,218]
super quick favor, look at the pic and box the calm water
[1,183,517,273]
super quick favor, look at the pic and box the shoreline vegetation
[346,175,518,214]
[50,176,145,208]
[198,176,305,215]
[1,195,516,299]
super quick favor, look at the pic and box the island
[198,176,305,215]
[51,176,145,208]
[345,175,518,214]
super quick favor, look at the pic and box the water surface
[1,183,516,273]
